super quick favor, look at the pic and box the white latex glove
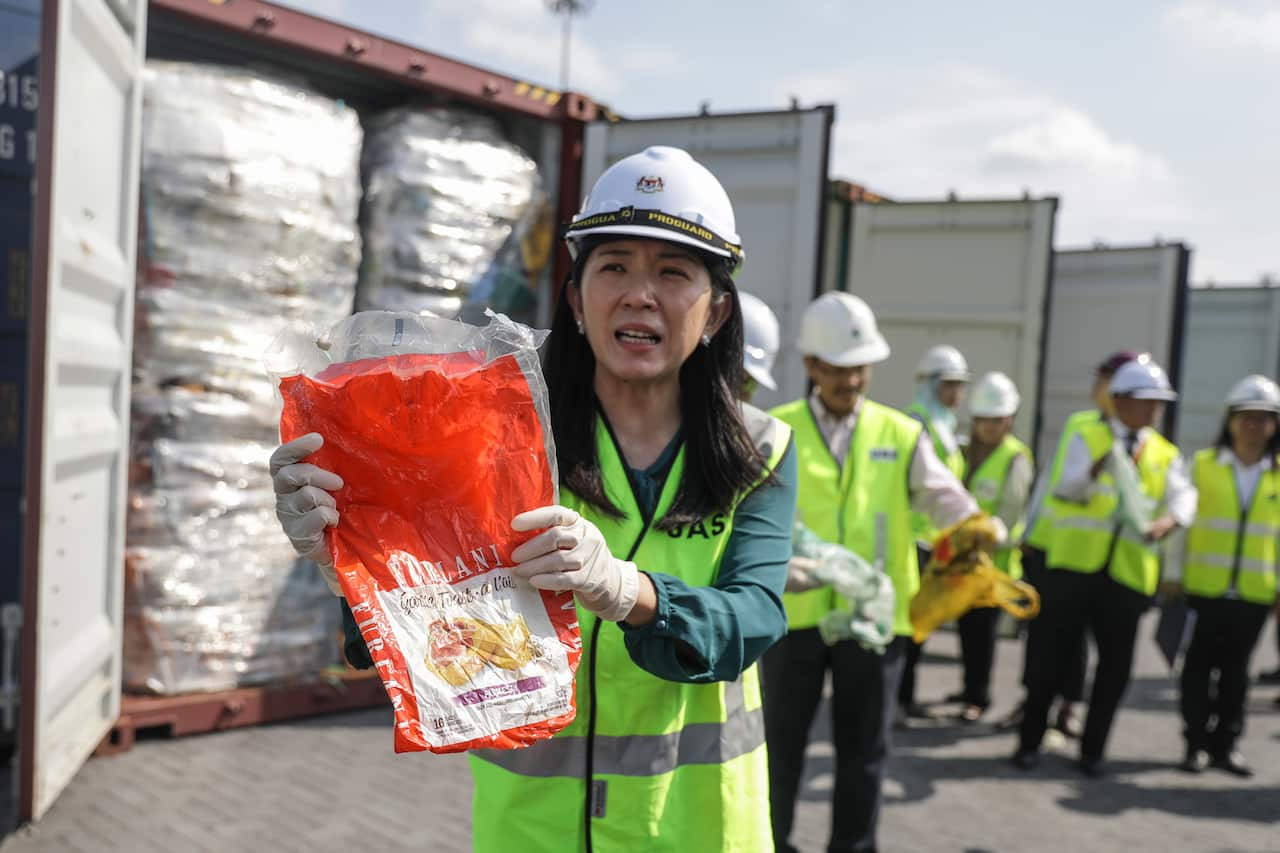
[785,556,827,593]
[269,432,344,595]
[510,506,640,623]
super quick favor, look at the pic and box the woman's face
[936,379,968,410]
[971,416,1011,446]
[570,239,729,386]
[1228,409,1278,451]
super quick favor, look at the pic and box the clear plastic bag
[1110,442,1156,536]
[791,524,895,653]
[269,311,579,753]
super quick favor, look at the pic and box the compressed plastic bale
[357,108,543,322]
[124,61,362,695]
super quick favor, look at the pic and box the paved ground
[1,614,1277,853]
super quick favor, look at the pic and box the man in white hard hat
[898,345,973,718]
[738,291,780,401]
[1014,355,1197,778]
[764,291,1000,853]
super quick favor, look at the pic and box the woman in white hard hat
[737,291,780,401]
[1166,374,1280,777]
[271,146,798,852]
[951,372,1034,722]
[1014,355,1197,777]
[763,292,999,853]
[898,344,972,719]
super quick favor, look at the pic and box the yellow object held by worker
[908,513,1040,643]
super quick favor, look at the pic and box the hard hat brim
[969,406,1018,418]
[802,338,891,368]
[1228,402,1280,414]
[933,370,973,382]
[1115,388,1178,402]
[745,362,777,391]
[565,224,740,263]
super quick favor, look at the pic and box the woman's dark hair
[1214,410,1280,456]
[542,235,774,529]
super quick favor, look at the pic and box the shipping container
[582,108,835,410]
[838,198,1059,448]
[1175,284,1280,454]
[821,180,888,295]
[1037,243,1191,462]
[15,0,608,822]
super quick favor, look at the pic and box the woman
[270,146,797,852]
[1171,374,1280,778]
[954,372,1033,722]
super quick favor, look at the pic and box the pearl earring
[700,333,712,347]
[576,319,584,335]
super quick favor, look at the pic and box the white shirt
[1053,418,1197,527]
[808,391,984,534]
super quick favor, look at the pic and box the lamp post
[546,0,596,92]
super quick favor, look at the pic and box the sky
[283,0,1280,285]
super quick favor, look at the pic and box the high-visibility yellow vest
[1183,449,1279,605]
[964,434,1033,579]
[1047,420,1180,596]
[906,403,964,547]
[1025,409,1101,550]
[470,405,791,853]
[771,398,922,636]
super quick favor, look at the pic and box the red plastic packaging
[279,349,580,753]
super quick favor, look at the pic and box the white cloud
[1164,0,1280,55]
[774,63,1191,248]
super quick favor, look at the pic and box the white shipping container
[1038,244,1191,463]
[842,199,1058,446]
[1175,285,1280,454]
[582,108,834,410]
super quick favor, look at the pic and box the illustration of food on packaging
[424,615,536,686]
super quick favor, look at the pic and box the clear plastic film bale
[268,310,580,753]
[790,524,895,653]
[356,108,544,322]
[124,61,363,694]
[1110,441,1156,536]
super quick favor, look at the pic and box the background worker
[1166,374,1280,777]
[764,292,1000,853]
[1014,355,1196,778]
[271,146,799,852]
[951,372,1034,723]
[738,290,780,401]
[899,344,972,720]
[998,350,1138,734]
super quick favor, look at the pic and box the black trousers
[763,628,907,853]
[897,545,930,708]
[958,607,999,707]
[1019,546,1087,702]
[1180,595,1271,755]
[1018,567,1148,761]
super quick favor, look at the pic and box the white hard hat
[565,146,742,268]
[797,291,890,367]
[1224,374,1280,414]
[969,372,1021,418]
[738,291,779,391]
[916,345,971,382]
[1109,355,1177,402]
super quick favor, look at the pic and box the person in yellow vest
[952,372,1034,723]
[898,344,972,719]
[997,350,1138,734]
[1013,355,1197,778]
[1165,374,1280,777]
[269,147,798,852]
[764,292,1002,853]
[737,290,780,401]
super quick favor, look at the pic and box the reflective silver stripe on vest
[471,677,763,779]
[1054,516,1115,533]
[1117,527,1157,552]
[1195,517,1280,538]
[1186,552,1276,574]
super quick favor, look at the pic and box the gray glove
[509,506,640,623]
[269,432,344,595]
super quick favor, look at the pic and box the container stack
[357,108,544,321]
[123,62,363,694]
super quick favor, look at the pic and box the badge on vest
[869,447,898,462]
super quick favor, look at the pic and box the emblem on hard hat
[635,176,664,193]
[619,206,635,222]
